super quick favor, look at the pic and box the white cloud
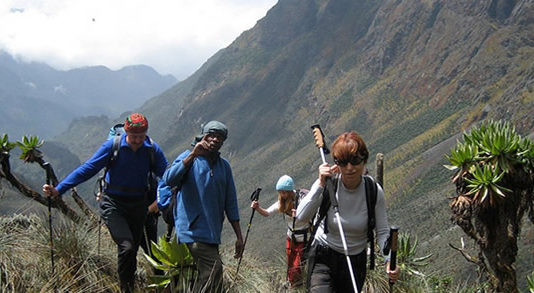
[0,0,277,79]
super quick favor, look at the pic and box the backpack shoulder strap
[364,175,378,270]
[147,137,156,173]
[105,135,122,175]
[305,175,339,252]
[146,138,157,199]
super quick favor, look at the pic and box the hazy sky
[0,0,278,80]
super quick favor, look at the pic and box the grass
[1,209,529,292]
[0,211,303,293]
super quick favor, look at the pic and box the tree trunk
[477,193,522,293]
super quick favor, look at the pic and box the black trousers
[100,195,147,293]
[307,243,367,293]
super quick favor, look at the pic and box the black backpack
[159,166,191,241]
[160,186,180,226]
[284,189,312,245]
[306,175,379,269]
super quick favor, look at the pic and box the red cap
[124,113,148,133]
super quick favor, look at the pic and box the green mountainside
[6,0,533,288]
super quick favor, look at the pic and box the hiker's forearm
[181,152,196,169]
[230,220,243,241]
[163,152,192,186]
[256,207,270,217]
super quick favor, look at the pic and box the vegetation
[0,134,97,224]
[0,213,118,292]
[143,235,196,291]
[445,120,534,292]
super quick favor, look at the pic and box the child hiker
[251,175,310,288]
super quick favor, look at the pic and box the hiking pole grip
[311,124,330,164]
[44,162,59,186]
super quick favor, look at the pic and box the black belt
[105,183,147,194]
[315,243,365,259]
[104,192,145,202]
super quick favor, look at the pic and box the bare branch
[1,154,81,223]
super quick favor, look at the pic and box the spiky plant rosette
[445,120,534,213]
[16,135,44,162]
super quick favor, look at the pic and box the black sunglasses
[334,156,364,167]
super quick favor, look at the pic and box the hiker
[158,120,244,292]
[296,131,399,292]
[42,113,168,293]
[250,175,310,288]
[106,123,160,264]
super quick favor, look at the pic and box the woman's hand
[250,200,259,209]
[318,163,335,187]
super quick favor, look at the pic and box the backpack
[285,189,312,245]
[159,163,191,241]
[160,186,179,226]
[98,123,157,202]
[306,174,378,269]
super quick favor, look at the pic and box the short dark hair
[331,131,369,164]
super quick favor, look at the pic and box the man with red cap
[43,113,168,293]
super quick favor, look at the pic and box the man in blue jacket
[43,113,168,293]
[158,120,243,292]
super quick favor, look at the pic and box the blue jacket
[159,149,240,244]
[56,135,168,197]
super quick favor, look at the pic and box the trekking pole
[311,124,359,293]
[388,226,399,293]
[43,162,56,279]
[236,187,262,276]
[94,177,105,256]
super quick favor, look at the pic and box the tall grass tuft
[0,212,119,292]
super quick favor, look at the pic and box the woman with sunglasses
[296,131,399,292]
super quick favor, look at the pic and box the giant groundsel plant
[445,120,534,293]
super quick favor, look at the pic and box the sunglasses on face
[334,156,364,167]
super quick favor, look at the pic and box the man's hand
[234,238,244,259]
[42,184,59,198]
[191,135,211,157]
[148,201,159,214]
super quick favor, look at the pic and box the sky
[0,0,278,80]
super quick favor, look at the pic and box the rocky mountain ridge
[0,51,176,138]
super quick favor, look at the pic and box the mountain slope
[41,0,534,287]
[134,0,533,283]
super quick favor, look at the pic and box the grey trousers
[187,242,223,293]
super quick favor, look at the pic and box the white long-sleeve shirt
[264,190,310,242]
[296,176,390,256]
